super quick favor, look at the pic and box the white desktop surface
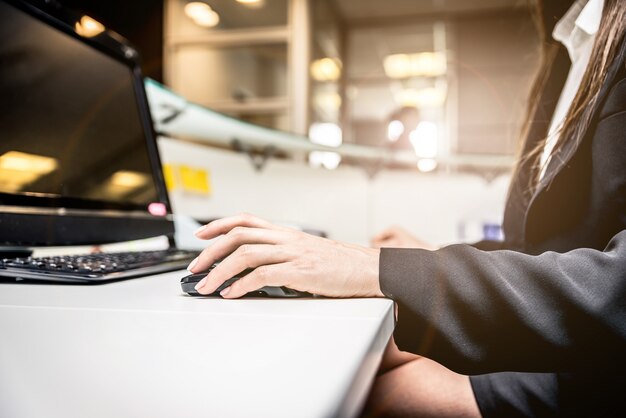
[0,271,394,418]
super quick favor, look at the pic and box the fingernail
[220,286,231,297]
[194,224,208,235]
[194,276,207,291]
[187,257,199,272]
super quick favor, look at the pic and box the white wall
[368,171,510,246]
[159,138,511,247]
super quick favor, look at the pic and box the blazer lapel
[523,35,626,239]
[502,47,570,247]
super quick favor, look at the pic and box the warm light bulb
[383,54,411,79]
[0,151,58,174]
[310,58,342,82]
[0,151,59,193]
[384,52,447,79]
[387,120,404,142]
[110,171,149,188]
[75,15,105,38]
[409,121,438,158]
[309,123,342,147]
[236,0,265,5]
[193,10,220,27]
[417,158,438,172]
[184,2,220,28]
[309,151,341,170]
[184,2,210,18]
[395,87,446,108]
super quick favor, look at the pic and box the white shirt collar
[553,0,604,61]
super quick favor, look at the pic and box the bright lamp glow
[395,87,446,108]
[384,52,447,79]
[387,120,405,142]
[310,58,342,82]
[309,151,341,170]
[184,2,220,27]
[409,121,438,159]
[417,158,438,172]
[110,171,149,188]
[0,151,58,174]
[308,123,342,170]
[309,123,342,147]
[75,16,105,38]
[314,92,342,112]
[383,54,411,79]
[236,0,265,7]
[0,151,59,192]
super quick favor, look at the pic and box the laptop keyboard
[0,249,199,282]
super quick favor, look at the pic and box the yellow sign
[162,164,211,195]
[162,164,176,191]
[179,165,211,195]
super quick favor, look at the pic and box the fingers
[195,244,290,295]
[221,262,295,299]
[372,238,396,248]
[371,226,403,247]
[194,213,286,240]
[372,229,393,243]
[189,227,292,273]
[371,234,389,248]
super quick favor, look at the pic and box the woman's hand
[188,213,384,299]
[371,225,436,250]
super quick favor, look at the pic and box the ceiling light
[309,122,342,147]
[314,92,342,112]
[409,121,438,159]
[184,2,210,18]
[0,151,58,193]
[309,151,341,170]
[110,171,149,188]
[74,15,105,38]
[387,120,404,142]
[308,123,342,170]
[310,58,342,82]
[236,0,265,8]
[417,158,438,173]
[383,54,411,79]
[395,87,446,108]
[384,52,446,79]
[0,151,58,174]
[184,2,220,28]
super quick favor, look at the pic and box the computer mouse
[180,266,310,298]
[181,272,242,296]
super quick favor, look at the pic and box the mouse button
[256,286,288,297]
[215,276,240,292]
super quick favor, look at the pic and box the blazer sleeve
[379,229,626,375]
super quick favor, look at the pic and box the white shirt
[539,0,604,180]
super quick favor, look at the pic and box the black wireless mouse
[180,266,310,298]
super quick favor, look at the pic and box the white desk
[0,271,394,418]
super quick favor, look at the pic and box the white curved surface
[0,272,394,418]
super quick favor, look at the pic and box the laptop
[0,0,199,283]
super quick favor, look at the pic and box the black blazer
[378,34,626,375]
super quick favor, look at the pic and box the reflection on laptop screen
[0,0,158,209]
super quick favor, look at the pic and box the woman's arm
[189,213,626,374]
[381,230,626,374]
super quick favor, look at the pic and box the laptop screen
[0,0,158,210]
[0,0,173,245]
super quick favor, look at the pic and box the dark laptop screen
[0,0,159,210]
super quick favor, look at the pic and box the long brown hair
[516,0,626,192]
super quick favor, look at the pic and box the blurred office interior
[61,0,540,247]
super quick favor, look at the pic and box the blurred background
[61,0,541,246]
